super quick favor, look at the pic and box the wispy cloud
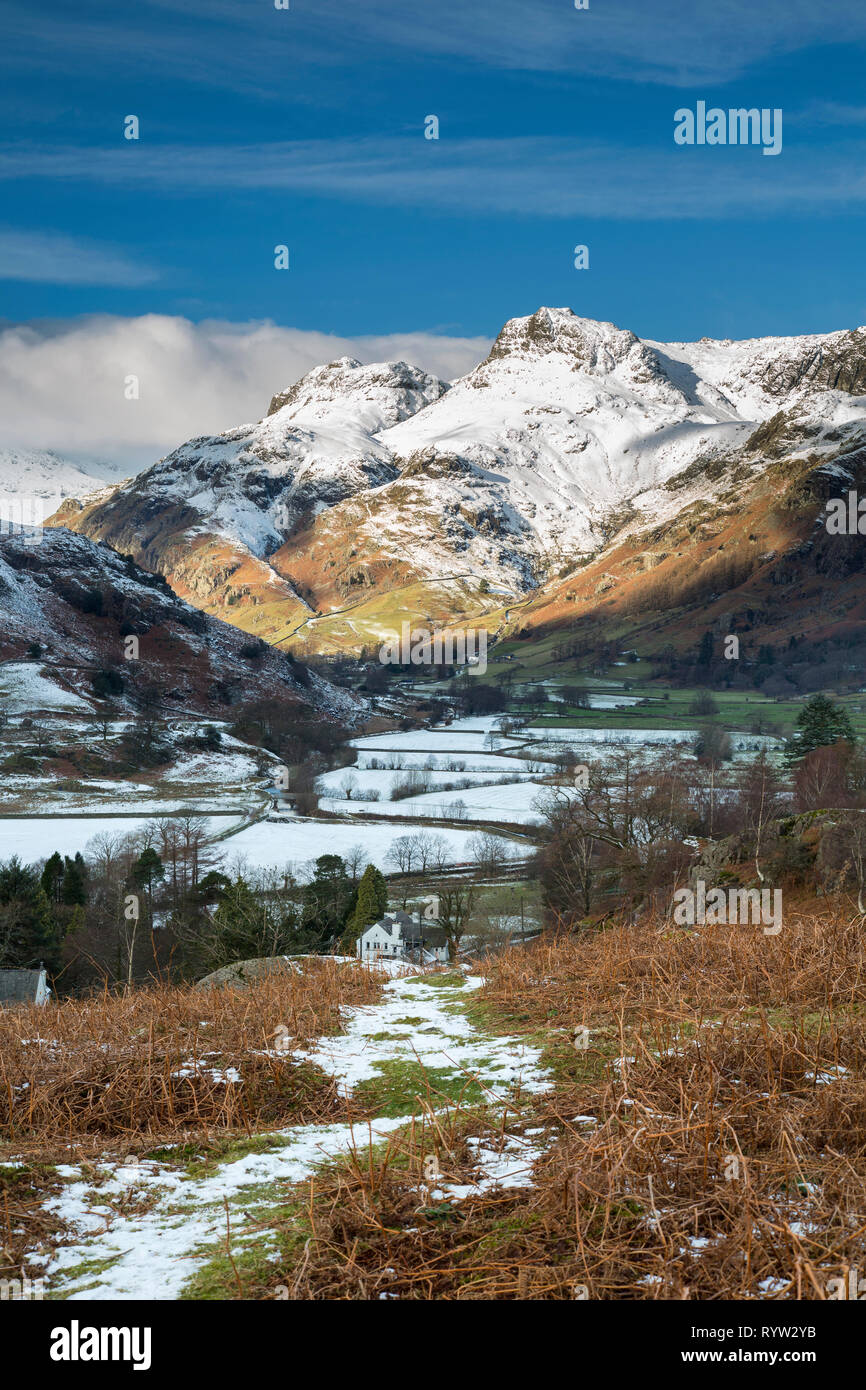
[788,101,866,127]
[0,314,490,467]
[4,0,866,96]
[3,135,866,220]
[0,229,159,286]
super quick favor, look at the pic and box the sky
[2,0,866,463]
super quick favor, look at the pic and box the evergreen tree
[60,853,87,906]
[131,847,164,895]
[204,875,300,967]
[197,870,231,904]
[341,864,388,952]
[301,855,354,945]
[131,847,164,927]
[370,864,387,918]
[0,858,60,970]
[697,630,714,666]
[785,694,855,765]
[41,852,64,904]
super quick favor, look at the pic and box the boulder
[194,956,302,991]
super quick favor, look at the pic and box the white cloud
[0,229,158,286]
[0,314,491,469]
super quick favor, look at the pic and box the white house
[357,911,449,964]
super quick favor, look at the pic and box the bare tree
[739,752,785,884]
[343,844,369,884]
[468,830,509,875]
[435,884,476,962]
[825,809,866,913]
[387,835,418,875]
[339,771,359,801]
[413,830,449,873]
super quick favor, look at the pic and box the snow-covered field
[223,817,522,871]
[523,725,696,745]
[160,751,261,784]
[351,729,526,754]
[317,766,537,797]
[585,694,642,708]
[326,780,547,826]
[354,748,550,772]
[0,815,245,862]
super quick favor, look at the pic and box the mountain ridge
[47,306,866,658]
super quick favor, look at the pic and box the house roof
[0,968,45,1005]
[365,912,418,938]
[417,927,448,948]
[360,917,448,949]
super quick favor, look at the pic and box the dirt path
[33,969,551,1300]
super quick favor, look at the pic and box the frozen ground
[523,725,697,745]
[317,766,537,797]
[354,749,550,772]
[0,814,246,862]
[351,729,526,754]
[160,751,261,784]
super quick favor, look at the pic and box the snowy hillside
[0,448,130,515]
[375,309,866,574]
[80,357,449,559]
[0,526,363,722]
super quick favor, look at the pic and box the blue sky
[2,0,866,345]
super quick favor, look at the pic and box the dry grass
[1,958,390,1281]
[0,958,386,1163]
[257,907,866,1299]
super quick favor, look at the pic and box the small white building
[0,965,50,1008]
[357,911,449,964]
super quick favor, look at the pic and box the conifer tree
[0,858,60,969]
[60,854,87,906]
[785,694,855,765]
[41,851,64,904]
[341,864,388,952]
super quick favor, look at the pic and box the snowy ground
[159,751,261,784]
[324,780,548,826]
[354,749,552,772]
[317,767,537,797]
[222,817,523,872]
[0,662,92,714]
[0,808,521,874]
[33,970,552,1300]
[524,725,697,745]
[351,729,526,754]
[0,814,246,862]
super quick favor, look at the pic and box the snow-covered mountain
[58,357,447,554]
[52,307,866,651]
[341,309,866,581]
[0,448,131,516]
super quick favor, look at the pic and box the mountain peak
[266,356,447,423]
[485,306,643,372]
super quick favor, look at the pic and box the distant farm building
[0,966,50,1008]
